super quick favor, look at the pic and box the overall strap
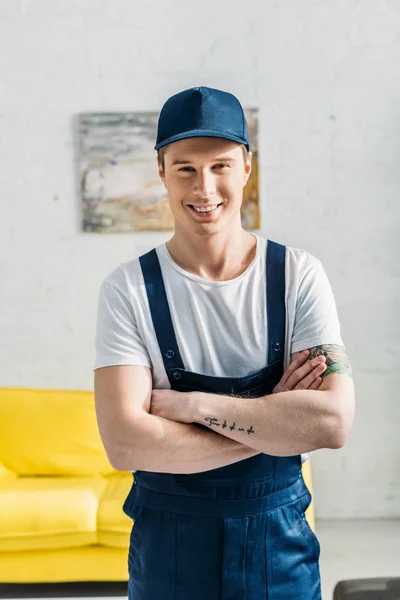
[139,249,185,372]
[266,240,286,366]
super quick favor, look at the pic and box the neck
[165,226,257,281]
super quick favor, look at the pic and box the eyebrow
[170,156,237,166]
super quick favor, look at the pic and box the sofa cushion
[98,474,133,548]
[0,476,108,552]
[0,462,17,479]
[0,387,116,477]
[0,545,129,584]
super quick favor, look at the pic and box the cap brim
[154,129,250,151]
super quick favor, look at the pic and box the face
[158,137,252,237]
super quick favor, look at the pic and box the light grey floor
[318,518,400,599]
[0,519,398,600]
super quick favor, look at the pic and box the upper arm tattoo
[308,344,352,379]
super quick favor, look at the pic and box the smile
[188,204,222,213]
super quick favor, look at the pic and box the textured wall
[0,0,399,518]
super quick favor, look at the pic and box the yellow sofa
[0,387,315,584]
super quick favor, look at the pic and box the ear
[158,160,167,187]
[243,151,252,186]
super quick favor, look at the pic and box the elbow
[327,425,349,449]
[326,397,355,449]
[105,445,126,472]
[108,446,139,472]
[101,438,135,472]
[108,452,128,472]
[97,431,128,471]
[101,411,150,472]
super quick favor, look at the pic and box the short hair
[157,143,249,172]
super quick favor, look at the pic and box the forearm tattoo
[204,417,255,435]
[308,344,353,378]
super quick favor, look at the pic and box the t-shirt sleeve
[290,256,344,354]
[94,280,151,370]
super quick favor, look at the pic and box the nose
[192,169,216,200]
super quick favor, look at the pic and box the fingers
[294,361,327,390]
[273,350,327,394]
[309,376,323,390]
[279,350,310,387]
[286,355,326,390]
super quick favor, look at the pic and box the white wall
[1,0,399,519]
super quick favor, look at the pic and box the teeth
[192,205,219,213]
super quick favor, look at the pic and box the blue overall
[123,240,322,600]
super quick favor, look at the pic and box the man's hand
[273,349,326,394]
[150,388,193,423]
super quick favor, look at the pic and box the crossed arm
[160,345,355,457]
[95,344,355,473]
[150,344,354,457]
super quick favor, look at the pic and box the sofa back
[0,388,116,477]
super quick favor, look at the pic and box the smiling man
[94,86,355,600]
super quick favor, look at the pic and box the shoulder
[284,244,332,297]
[100,250,153,301]
[285,244,322,275]
[261,237,322,281]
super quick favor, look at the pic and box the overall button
[273,342,281,352]
[173,371,182,380]
[165,349,175,359]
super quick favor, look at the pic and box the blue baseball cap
[155,86,250,151]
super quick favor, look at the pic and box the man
[94,86,355,599]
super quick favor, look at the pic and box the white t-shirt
[94,234,344,463]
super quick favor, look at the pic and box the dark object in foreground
[0,581,128,599]
[333,578,400,600]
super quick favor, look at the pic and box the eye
[178,166,195,172]
[213,163,230,169]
